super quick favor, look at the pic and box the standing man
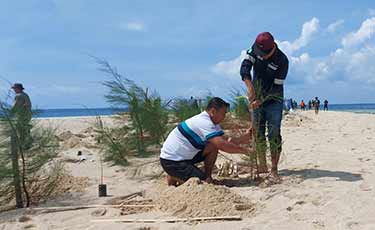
[314,97,320,114]
[300,100,306,110]
[11,83,32,149]
[240,32,289,180]
[160,97,252,186]
[323,99,328,111]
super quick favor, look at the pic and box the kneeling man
[160,97,252,185]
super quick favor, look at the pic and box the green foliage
[253,80,283,105]
[140,94,170,144]
[245,80,284,178]
[94,116,132,166]
[0,97,60,208]
[229,88,249,121]
[171,98,201,122]
[199,94,213,111]
[95,58,170,164]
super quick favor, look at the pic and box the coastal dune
[1,110,375,229]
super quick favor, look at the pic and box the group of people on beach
[299,97,329,114]
[160,32,289,185]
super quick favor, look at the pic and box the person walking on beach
[308,100,312,110]
[240,32,289,180]
[11,83,32,149]
[300,100,306,110]
[313,97,320,115]
[292,100,297,110]
[324,99,328,111]
[160,97,253,186]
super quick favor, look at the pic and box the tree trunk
[11,134,23,208]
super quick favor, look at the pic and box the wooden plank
[91,216,242,223]
[105,191,146,205]
[28,204,155,213]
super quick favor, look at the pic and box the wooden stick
[28,204,154,213]
[106,190,146,205]
[91,216,242,223]
[249,109,259,180]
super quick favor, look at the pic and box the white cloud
[212,16,375,88]
[211,50,247,78]
[277,17,320,55]
[212,18,319,78]
[327,19,344,33]
[292,17,375,85]
[341,17,375,47]
[291,53,310,65]
[120,21,145,31]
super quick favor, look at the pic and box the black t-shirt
[240,44,289,104]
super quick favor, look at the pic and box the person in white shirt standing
[160,97,253,186]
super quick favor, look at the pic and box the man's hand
[210,136,250,154]
[244,79,256,102]
[248,91,256,103]
[250,100,262,110]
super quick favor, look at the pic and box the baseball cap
[252,32,275,57]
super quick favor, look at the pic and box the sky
[1,0,375,108]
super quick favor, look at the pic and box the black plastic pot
[98,184,107,197]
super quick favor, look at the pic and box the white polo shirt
[160,111,224,161]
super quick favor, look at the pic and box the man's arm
[208,135,252,154]
[240,54,262,109]
[227,129,252,145]
[11,95,21,114]
[243,78,256,102]
[273,55,289,89]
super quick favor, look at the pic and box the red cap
[255,32,275,51]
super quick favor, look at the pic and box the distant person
[190,96,199,110]
[11,83,32,149]
[292,100,297,110]
[308,100,312,110]
[324,99,328,111]
[300,100,306,110]
[240,31,289,180]
[313,97,320,115]
[160,97,253,186]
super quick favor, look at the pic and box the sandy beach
[1,110,375,230]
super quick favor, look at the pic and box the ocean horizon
[33,108,128,118]
[33,103,375,118]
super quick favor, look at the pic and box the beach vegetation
[95,58,170,163]
[229,88,249,121]
[170,98,201,122]
[0,95,61,209]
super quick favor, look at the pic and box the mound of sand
[156,178,255,218]
[58,131,75,141]
[283,111,316,127]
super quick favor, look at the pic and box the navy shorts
[160,151,207,181]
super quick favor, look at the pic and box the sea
[33,104,375,118]
[34,108,127,118]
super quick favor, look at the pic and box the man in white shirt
[160,97,252,185]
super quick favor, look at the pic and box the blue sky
[1,0,375,108]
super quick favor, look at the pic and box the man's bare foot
[257,165,268,174]
[205,177,214,184]
[166,175,183,186]
[269,170,281,182]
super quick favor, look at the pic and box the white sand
[1,111,375,230]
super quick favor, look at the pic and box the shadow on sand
[279,168,363,182]
[216,177,259,187]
